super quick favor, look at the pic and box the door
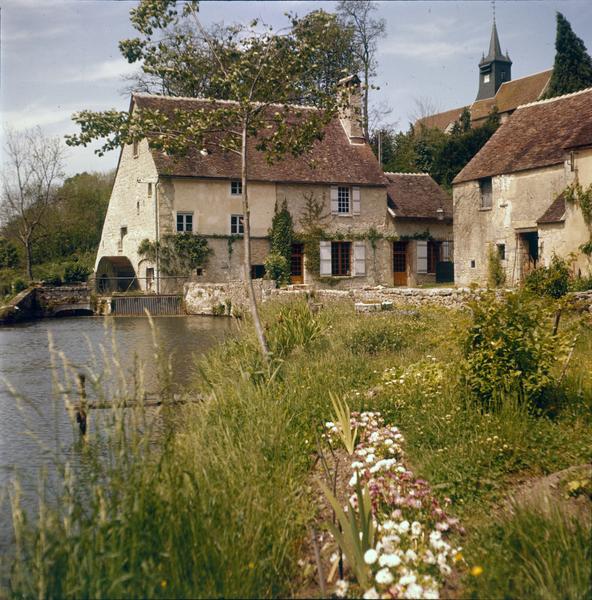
[393,241,408,286]
[290,243,304,284]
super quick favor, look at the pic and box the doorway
[393,241,408,286]
[518,231,538,279]
[290,243,304,284]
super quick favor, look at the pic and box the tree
[0,238,19,269]
[337,1,386,140]
[544,12,592,99]
[1,128,65,280]
[67,0,344,357]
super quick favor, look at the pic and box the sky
[2,0,592,176]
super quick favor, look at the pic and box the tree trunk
[363,61,370,141]
[24,236,33,281]
[241,122,270,357]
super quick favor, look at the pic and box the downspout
[155,179,160,294]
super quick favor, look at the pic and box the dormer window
[479,178,492,209]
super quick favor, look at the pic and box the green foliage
[382,110,500,189]
[524,254,571,298]
[544,12,592,99]
[264,252,289,288]
[465,504,591,600]
[463,291,567,405]
[347,315,407,355]
[63,262,90,283]
[0,238,19,269]
[564,181,592,254]
[487,244,506,288]
[329,392,358,454]
[268,200,293,285]
[570,274,592,291]
[43,272,63,287]
[138,233,211,276]
[12,278,27,294]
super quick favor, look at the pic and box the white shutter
[353,241,366,276]
[416,240,428,274]
[320,241,332,275]
[352,187,361,215]
[330,186,339,214]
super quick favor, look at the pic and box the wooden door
[290,243,304,284]
[393,241,407,286]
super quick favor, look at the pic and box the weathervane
[492,0,496,24]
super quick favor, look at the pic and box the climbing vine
[564,182,592,254]
[138,233,211,276]
[268,200,294,285]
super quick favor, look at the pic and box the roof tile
[385,173,452,220]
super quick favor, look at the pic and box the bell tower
[476,16,512,101]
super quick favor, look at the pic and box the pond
[0,315,233,553]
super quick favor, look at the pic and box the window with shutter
[331,241,351,275]
[416,240,428,274]
[330,186,339,214]
[352,187,361,215]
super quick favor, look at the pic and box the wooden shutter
[330,186,339,214]
[353,241,366,276]
[416,240,428,274]
[352,187,361,215]
[320,241,332,275]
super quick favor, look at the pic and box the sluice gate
[110,295,184,316]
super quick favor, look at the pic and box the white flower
[375,568,394,585]
[411,521,422,536]
[334,579,349,598]
[351,461,364,469]
[404,583,424,599]
[398,520,410,534]
[349,473,358,487]
[399,573,416,586]
[382,520,396,531]
[405,549,417,562]
[439,563,452,576]
[325,421,335,428]
[384,438,394,446]
[364,549,378,565]
[379,553,401,568]
[423,588,440,599]
[363,587,380,599]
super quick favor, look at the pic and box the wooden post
[76,373,87,435]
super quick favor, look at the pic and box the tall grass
[2,299,591,598]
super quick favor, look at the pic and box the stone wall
[184,280,275,316]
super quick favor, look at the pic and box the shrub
[570,274,592,291]
[12,278,28,294]
[0,238,19,269]
[269,200,293,284]
[524,255,571,298]
[463,291,567,406]
[264,252,289,288]
[63,262,90,283]
[43,272,63,286]
[487,245,506,288]
[348,316,406,355]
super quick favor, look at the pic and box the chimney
[337,74,365,144]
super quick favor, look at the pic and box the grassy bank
[3,297,591,598]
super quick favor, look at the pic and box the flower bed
[323,411,463,599]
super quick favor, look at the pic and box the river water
[0,316,233,553]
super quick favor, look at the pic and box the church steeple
[476,16,512,101]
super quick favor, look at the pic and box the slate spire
[476,16,512,101]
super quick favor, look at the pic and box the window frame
[497,243,506,261]
[331,241,351,276]
[427,240,441,274]
[479,178,493,210]
[230,214,244,235]
[176,212,194,233]
[337,186,351,215]
[230,180,242,196]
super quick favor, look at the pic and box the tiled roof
[538,192,566,224]
[132,94,387,186]
[454,87,592,184]
[385,173,452,221]
[471,70,552,121]
[416,106,467,132]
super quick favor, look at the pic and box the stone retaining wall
[184,280,275,316]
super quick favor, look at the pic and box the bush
[12,278,28,294]
[463,291,567,406]
[524,255,571,298]
[348,316,407,355]
[487,245,506,288]
[43,272,63,286]
[0,238,19,269]
[63,262,90,283]
[570,274,592,291]
[264,252,289,288]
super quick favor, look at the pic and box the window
[483,74,490,83]
[338,186,350,214]
[480,178,492,209]
[230,214,244,235]
[136,201,140,215]
[196,267,204,276]
[251,265,265,279]
[427,241,440,274]
[148,183,153,197]
[331,241,351,276]
[501,71,507,81]
[133,140,139,158]
[497,243,506,260]
[470,260,476,268]
[231,180,242,195]
[441,241,453,262]
[176,212,193,233]
[120,226,128,239]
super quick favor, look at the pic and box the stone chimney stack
[337,75,365,144]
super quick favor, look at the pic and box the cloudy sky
[2,0,591,176]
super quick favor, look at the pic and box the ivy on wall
[138,233,211,275]
[564,181,592,255]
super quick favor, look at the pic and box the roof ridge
[132,92,317,111]
[497,68,553,89]
[384,171,430,176]
[516,86,592,110]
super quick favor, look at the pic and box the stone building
[418,19,552,132]
[452,87,592,286]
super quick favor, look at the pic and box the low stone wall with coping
[184,280,275,316]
